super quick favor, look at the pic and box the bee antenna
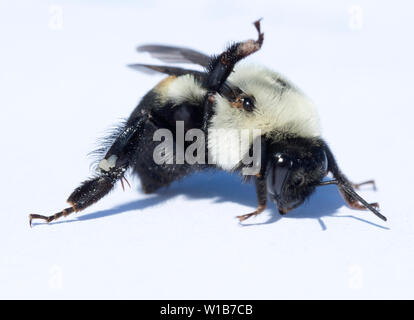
[318,180,387,221]
[340,183,387,221]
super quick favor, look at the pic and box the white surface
[0,0,413,299]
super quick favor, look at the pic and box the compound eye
[242,97,255,112]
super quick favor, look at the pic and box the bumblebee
[29,20,385,226]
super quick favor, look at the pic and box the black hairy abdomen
[128,90,205,193]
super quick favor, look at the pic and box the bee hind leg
[29,116,150,227]
[29,173,120,227]
[29,207,75,226]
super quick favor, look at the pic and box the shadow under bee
[32,171,388,231]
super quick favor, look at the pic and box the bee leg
[29,116,150,227]
[203,19,264,131]
[237,204,266,222]
[322,141,386,221]
[237,176,267,222]
[29,208,75,226]
[338,187,379,211]
[352,179,376,190]
[204,19,264,92]
[330,173,380,212]
[29,174,119,227]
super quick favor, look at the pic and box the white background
[0,0,413,299]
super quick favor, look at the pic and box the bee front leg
[321,141,386,221]
[337,184,380,211]
[352,179,376,190]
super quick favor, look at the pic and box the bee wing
[137,44,210,67]
[127,63,205,79]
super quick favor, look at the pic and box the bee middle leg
[237,176,267,222]
[202,20,264,132]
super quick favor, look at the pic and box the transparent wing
[137,44,210,67]
[127,63,205,80]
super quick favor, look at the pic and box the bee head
[266,140,327,215]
